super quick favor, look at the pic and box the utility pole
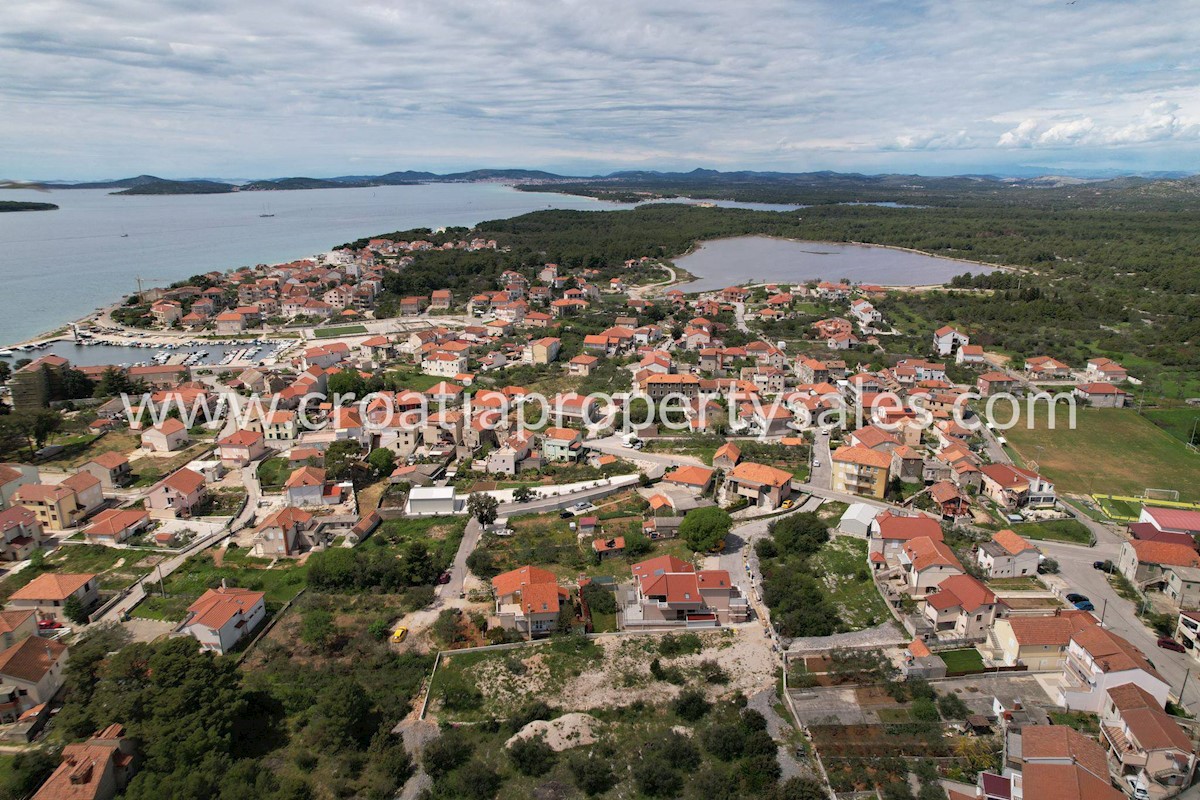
[1100,598,1108,626]
[1180,668,1191,706]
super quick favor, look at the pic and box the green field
[1143,408,1200,447]
[1004,407,1200,501]
[1010,519,1094,545]
[1095,495,1142,521]
[256,456,291,489]
[313,324,367,338]
[939,648,984,674]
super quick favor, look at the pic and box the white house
[1056,626,1169,712]
[179,585,266,654]
[932,325,969,357]
[976,529,1041,578]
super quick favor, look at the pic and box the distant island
[0,200,57,212]
[51,169,567,196]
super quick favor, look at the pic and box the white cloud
[1,0,1199,177]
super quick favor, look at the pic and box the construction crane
[134,276,168,297]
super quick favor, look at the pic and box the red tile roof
[186,586,265,630]
[10,573,95,602]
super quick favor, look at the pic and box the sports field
[1004,407,1200,502]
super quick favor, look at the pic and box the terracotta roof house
[869,510,943,558]
[7,573,100,622]
[77,452,132,489]
[991,610,1098,670]
[0,635,69,715]
[922,574,1000,641]
[663,465,716,493]
[900,536,963,594]
[145,467,207,520]
[82,508,150,546]
[1057,625,1168,712]
[180,586,266,654]
[712,442,741,470]
[140,417,189,453]
[725,462,794,510]
[30,723,136,800]
[1100,682,1196,795]
[977,529,1041,579]
[1003,725,1123,800]
[491,566,569,638]
[830,445,891,499]
[979,463,1055,509]
[624,555,747,627]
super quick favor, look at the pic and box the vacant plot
[428,628,773,723]
[1004,407,1199,501]
[811,536,891,630]
[312,325,367,338]
[0,544,161,599]
[1011,519,1093,545]
[38,430,141,470]
[939,648,984,674]
[256,456,291,489]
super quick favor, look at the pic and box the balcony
[1102,724,1148,768]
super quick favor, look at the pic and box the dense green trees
[758,513,841,637]
[680,506,732,552]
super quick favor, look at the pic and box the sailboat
[259,203,275,218]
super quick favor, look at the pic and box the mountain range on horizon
[40,165,1199,195]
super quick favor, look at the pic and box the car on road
[781,499,794,509]
[437,571,451,585]
[1073,600,1095,611]
[1065,593,1088,603]
[812,460,821,468]
[1092,560,1112,571]
[1157,637,1187,653]
[390,627,409,644]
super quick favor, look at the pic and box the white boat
[0,350,13,357]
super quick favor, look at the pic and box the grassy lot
[0,544,160,599]
[1011,519,1093,545]
[643,435,724,464]
[129,442,213,487]
[810,535,891,630]
[1048,710,1100,734]
[256,456,291,489]
[488,504,690,582]
[135,551,308,621]
[383,369,446,392]
[38,430,140,470]
[986,576,1045,590]
[1003,407,1200,501]
[1144,408,1200,447]
[939,648,985,674]
[371,515,467,572]
[312,324,367,338]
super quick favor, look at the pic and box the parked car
[1065,593,1088,604]
[390,627,409,644]
[437,571,451,585]
[1073,600,1095,612]
[559,510,574,519]
[1157,637,1187,653]
[1092,560,1112,570]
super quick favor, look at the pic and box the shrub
[423,731,473,778]
[508,735,557,776]
[570,752,616,796]
[673,688,710,721]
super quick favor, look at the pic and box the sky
[3,0,1200,180]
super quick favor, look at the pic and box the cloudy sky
[4,0,1200,179]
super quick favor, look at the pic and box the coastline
[3,201,1019,352]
